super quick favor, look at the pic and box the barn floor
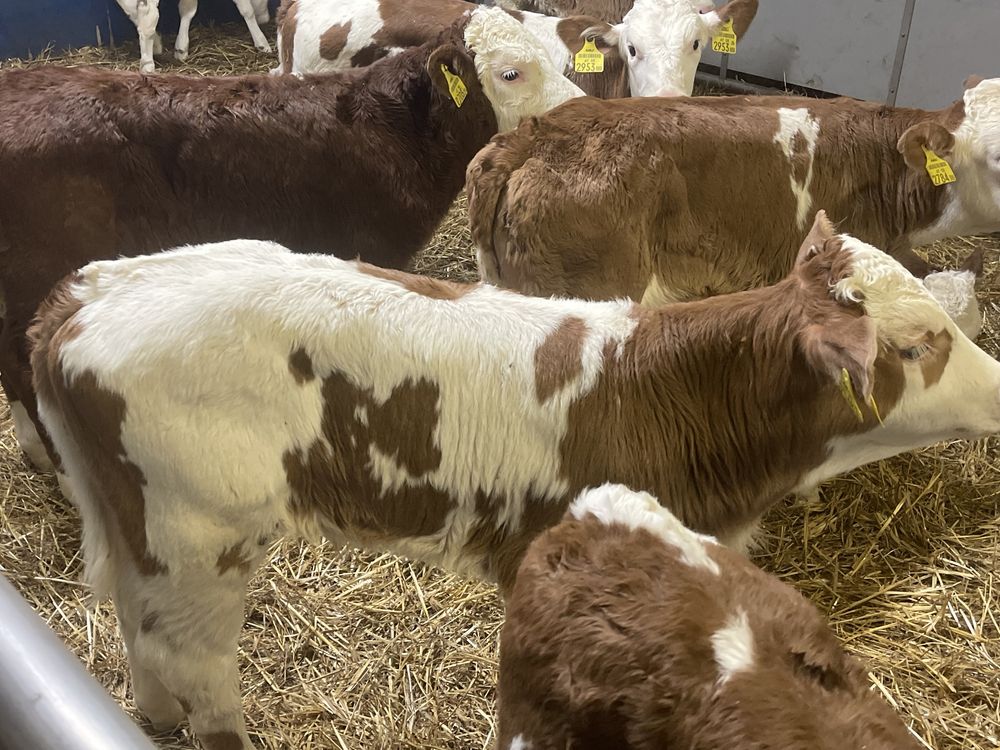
[2,21,999,750]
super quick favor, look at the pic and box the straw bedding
[1,22,998,750]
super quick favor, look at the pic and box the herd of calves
[2,0,999,748]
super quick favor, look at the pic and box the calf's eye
[627,44,637,57]
[693,39,700,51]
[900,343,931,361]
[501,69,519,82]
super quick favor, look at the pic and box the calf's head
[898,75,1000,235]
[792,212,1000,487]
[463,7,584,132]
[607,0,758,96]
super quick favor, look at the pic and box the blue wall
[0,0,281,60]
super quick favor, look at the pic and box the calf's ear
[801,315,878,402]
[427,45,479,99]
[960,247,984,278]
[716,0,759,38]
[794,210,837,268]
[964,74,985,91]
[581,22,619,53]
[897,121,956,171]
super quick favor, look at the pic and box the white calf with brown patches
[31,215,1000,748]
[274,0,757,98]
[498,483,922,750]
[116,0,271,74]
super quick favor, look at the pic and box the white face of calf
[465,7,585,132]
[904,77,1000,241]
[613,0,756,97]
[798,232,1000,488]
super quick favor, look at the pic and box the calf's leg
[231,0,272,52]
[134,0,161,73]
[250,0,270,24]
[116,559,257,749]
[175,0,198,61]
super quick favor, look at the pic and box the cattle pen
[1,20,999,750]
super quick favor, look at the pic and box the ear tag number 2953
[441,65,467,108]
[922,146,956,186]
[712,19,737,54]
[574,38,605,73]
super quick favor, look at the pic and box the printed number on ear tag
[922,146,956,186]
[712,19,737,54]
[440,65,467,108]
[574,38,605,74]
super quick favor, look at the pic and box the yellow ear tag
[921,146,956,186]
[838,368,865,423]
[712,19,737,54]
[440,65,467,108]
[574,38,605,73]
[867,393,883,426]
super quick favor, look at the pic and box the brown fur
[505,0,758,31]
[288,348,316,384]
[318,20,351,61]
[283,371,455,541]
[534,315,589,402]
[556,17,629,98]
[467,93,967,304]
[199,731,245,750]
[216,541,254,576]
[357,262,476,300]
[498,506,921,749]
[919,329,952,387]
[2,37,498,466]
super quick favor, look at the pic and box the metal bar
[886,0,917,106]
[0,575,157,750]
[718,49,730,82]
[695,69,782,96]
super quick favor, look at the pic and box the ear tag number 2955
[574,39,605,73]
[922,146,956,186]
[712,19,737,54]
[441,65,467,108]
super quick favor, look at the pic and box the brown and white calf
[115,0,272,73]
[468,75,1000,321]
[30,213,1000,747]
[275,0,757,98]
[0,8,579,473]
[499,483,920,750]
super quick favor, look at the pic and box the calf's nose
[658,85,685,97]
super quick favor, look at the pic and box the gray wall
[702,0,1000,108]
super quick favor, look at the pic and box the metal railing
[0,574,157,750]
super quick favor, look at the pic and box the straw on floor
[1,22,998,750]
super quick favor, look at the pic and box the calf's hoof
[175,47,189,62]
[139,61,156,74]
[255,40,272,53]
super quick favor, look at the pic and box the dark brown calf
[499,484,921,750]
[0,37,496,470]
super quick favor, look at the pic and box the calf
[115,0,272,73]
[30,213,1000,748]
[275,0,757,98]
[467,76,1000,322]
[499,483,920,750]
[0,8,578,473]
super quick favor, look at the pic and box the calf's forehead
[963,78,1000,139]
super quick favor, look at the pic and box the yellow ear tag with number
[712,18,737,54]
[838,368,865,423]
[921,146,956,186]
[440,65,467,108]
[574,38,605,73]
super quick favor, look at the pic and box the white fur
[56,240,639,581]
[922,269,982,340]
[10,399,55,473]
[570,483,720,574]
[910,77,1000,245]
[617,0,729,96]
[773,108,820,230]
[465,8,585,133]
[710,608,755,683]
[509,735,532,750]
[117,0,271,73]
